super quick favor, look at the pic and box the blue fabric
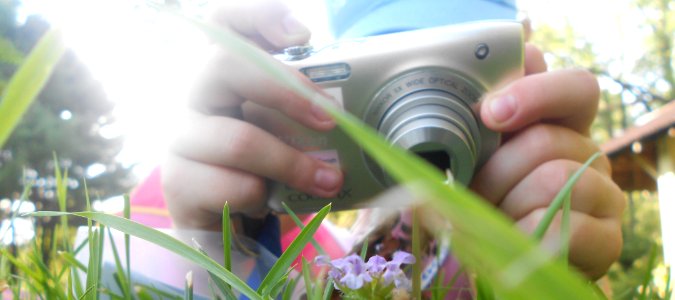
[255,213,282,257]
[326,0,518,39]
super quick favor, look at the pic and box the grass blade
[53,153,71,252]
[639,244,658,300]
[270,274,292,300]
[532,152,601,240]
[106,228,132,299]
[560,192,572,266]
[68,269,74,300]
[192,239,237,300]
[27,237,67,299]
[0,28,66,148]
[282,276,299,300]
[0,36,24,65]
[281,202,327,256]
[301,257,313,300]
[123,194,131,300]
[475,276,496,300]
[0,248,44,289]
[321,277,334,300]
[78,285,97,300]
[359,239,368,260]
[0,178,32,242]
[59,251,87,272]
[221,203,232,296]
[86,223,106,300]
[256,204,331,298]
[184,271,193,300]
[134,283,182,300]
[29,211,262,300]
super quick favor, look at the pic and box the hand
[162,0,343,230]
[471,44,625,279]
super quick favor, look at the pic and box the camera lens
[416,150,451,173]
[378,90,479,184]
[364,69,499,187]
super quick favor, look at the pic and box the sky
[16,0,650,181]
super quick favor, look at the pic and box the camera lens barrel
[364,69,498,186]
[381,93,478,184]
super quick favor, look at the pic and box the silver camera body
[252,21,524,213]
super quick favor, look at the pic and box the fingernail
[314,167,340,192]
[489,94,517,123]
[311,103,333,123]
[282,14,310,37]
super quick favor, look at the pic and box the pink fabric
[128,167,173,228]
[281,215,349,271]
[130,167,345,259]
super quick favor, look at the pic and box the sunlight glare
[22,0,209,179]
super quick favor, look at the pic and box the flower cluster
[315,251,415,298]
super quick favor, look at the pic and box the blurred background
[0,0,673,298]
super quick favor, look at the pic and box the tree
[634,0,674,101]
[528,1,673,298]
[0,4,134,226]
[530,0,674,144]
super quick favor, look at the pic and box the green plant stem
[184,271,193,300]
[412,208,421,299]
[123,194,131,300]
[221,203,234,297]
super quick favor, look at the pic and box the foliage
[529,0,674,144]
[633,0,675,101]
[530,2,673,297]
[0,3,134,229]
[608,191,669,300]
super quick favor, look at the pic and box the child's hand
[162,0,343,230]
[471,44,625,279]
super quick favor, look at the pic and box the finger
[191,47,335,131]
[516,209,623,280]
[162,154,269,228]
[210,0,310,49]
[470,124,611,205]
[171,116,343,198]
[524,43,547,75]
[481,69,600,135]
[499,159,625,220]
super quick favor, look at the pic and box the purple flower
[314,251,416,293]
[315,254,373,290]
[390,251,416,266]
[366,255,387,274]
[314,255,331,266]
[382,251,415,288]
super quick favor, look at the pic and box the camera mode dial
[283,45,313,61]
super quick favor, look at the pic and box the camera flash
[300,63,351,82]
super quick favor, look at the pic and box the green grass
[1,4,673,300]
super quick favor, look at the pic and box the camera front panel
[263,21,524,213]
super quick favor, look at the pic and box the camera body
[249,21,524,213]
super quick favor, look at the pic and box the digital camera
[250,21,524,213]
